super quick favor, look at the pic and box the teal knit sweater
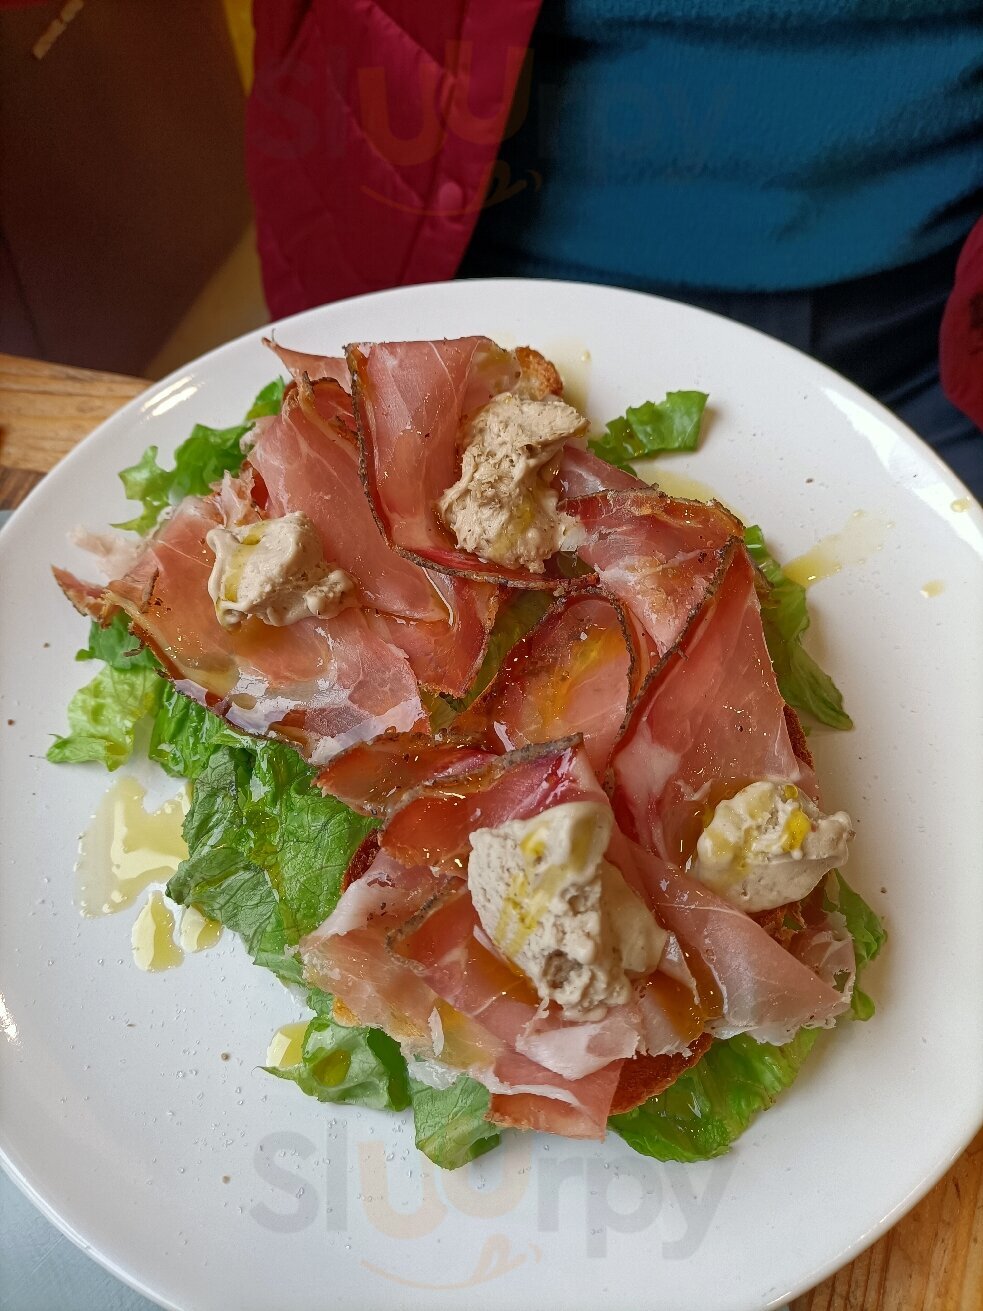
[464,0,983,290]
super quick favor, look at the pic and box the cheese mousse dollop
[437,392,588,572]
[206,510,354,629]
[467,801,667,1021]
[693,781,854,912]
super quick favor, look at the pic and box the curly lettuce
[589,391,708,470]
[744,525,853,730]
[115,378,283,536]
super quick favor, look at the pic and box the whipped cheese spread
[467,801,666,1020]
[693,781,853,912]
[437,392,588,571]
[206,510,353,629]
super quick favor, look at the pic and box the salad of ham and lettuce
[48,336,885,1170]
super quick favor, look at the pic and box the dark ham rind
[566,488,742,659]
[609,543,817,865]
[609,1033,714,1115]
[52,566,113,621]
[347,337,591,590]
[316,733,494,819]
[453,591,635,776]
[105,495,428,765]
[379,737,605,871]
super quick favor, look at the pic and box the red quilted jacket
[246,0,541,319]
[248,2,981,443]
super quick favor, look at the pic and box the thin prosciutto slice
[380,738,606,872]
[249,379,445,622]
[487,1051,625,1140]
[613,836,852,1043]
[368,568,500,699]
[390,879,642,1079]
[455,592,634,776]
[315,734,493,818]
[610,544,816,864]
[105,496,427,763]
[266,339,351,389]
[250,378,500,694]
[555,445,645,498]
[348,336,584,588]
[567,489,741,657]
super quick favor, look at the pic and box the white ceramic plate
[2,280,981,1311]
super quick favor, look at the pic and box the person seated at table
[246,0,983,495]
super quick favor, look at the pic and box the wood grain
[0,352,148,479]
[1,357,980,1310]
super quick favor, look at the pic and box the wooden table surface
[1,351,980,1310]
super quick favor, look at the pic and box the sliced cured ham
[249,379,444,622]
[454,593,633,776]
[315,734,493,818]
[486,1051,625,1140]
[250,378,501,694]
[299,850,501,1064]
[106,496,428,763]
[567,489,742,657]
[610,544,816,864]
[348,336,586,587]
[380,738,606,872]
[368,569,500,698]
[266,339,352,390]
[555,445,645,499]
[610,834,851,1044]
[52,566,110,620]
[391,880,641,1079]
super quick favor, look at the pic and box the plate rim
[1,276,980,1311]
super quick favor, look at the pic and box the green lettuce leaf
[148,683,242,780]
[166,746,299,980]
[47,613,164,769]
[744,524,853,730]
[409,1073,501,1170]
[825,870,886,1020]
[266,1014,410,1112]
[589,391,708,470]
[75,610,158,671]
[115,378,283,535]
[245,740,377,945]
[165,740,374,980]
[609,1028,820,1163]
[46,663,163,771]
[246,378,286,419]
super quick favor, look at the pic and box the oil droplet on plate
[950,497,972,513]
[543,337,592,413]
[647,468,724,506]
[784,510,893,588]
[75,776,190,916]
[179,905,223,953]
[131,891,183,972]
[266,1022,308,1069]
[920,579,945,598]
